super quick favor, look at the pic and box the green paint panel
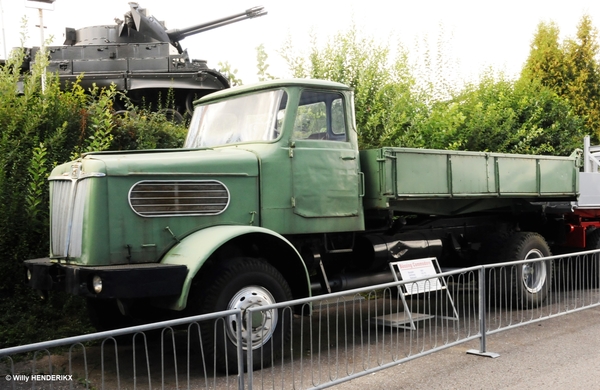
[497,158,538,194]
[395,152,449,195]
[292,140,359,217]
[92,148,259,176]
[450,154,495,194]
[540,159,577,193]
[51,149,261,266]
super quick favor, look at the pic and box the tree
[521,15,600,142]
[521,21,566,93]
[563,15,600,140]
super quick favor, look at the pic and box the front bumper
[24,258,188,299]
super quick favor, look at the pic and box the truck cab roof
[196,79,352,104]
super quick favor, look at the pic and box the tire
[191,257,292,373]
[480,232,553,309]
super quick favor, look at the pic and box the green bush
[0,49,188,348]
[111,108,187,151]
[413,74,585,155]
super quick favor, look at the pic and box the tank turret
[24,2,267,118]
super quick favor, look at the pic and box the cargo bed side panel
[360,147,578,215]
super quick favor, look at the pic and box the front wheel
[193,257,292,373]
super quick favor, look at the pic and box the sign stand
[373,257,459,330]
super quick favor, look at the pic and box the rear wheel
[191,257,292,373]
[481,232,553,308]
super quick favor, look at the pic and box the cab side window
[292,90,347,141]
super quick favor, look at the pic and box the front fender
[159,225,308,310]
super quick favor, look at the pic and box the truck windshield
[184,90,286,148]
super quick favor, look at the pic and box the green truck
[24,79,600,370]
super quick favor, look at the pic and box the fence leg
[239,310,246,390]
[467,266,499,358]
[245,309,254,390]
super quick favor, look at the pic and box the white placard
[395,258,443,295]
[25,1,56,10]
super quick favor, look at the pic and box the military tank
[21,2,267,118]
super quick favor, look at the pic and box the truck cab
[184,79,364,234]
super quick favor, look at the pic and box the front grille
[50,180,73,257]
[129,180,230,217]
[69,179,90,257]
[50,178,89,257]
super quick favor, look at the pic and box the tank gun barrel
[166,6,267,47]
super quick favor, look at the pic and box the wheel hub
[521,249,547,293]
[226,286,278,350]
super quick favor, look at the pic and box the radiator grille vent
[50,179,87,257]
[129,180,230,217]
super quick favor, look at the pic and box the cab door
[290,90,360,221]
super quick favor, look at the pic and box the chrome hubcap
[521,249,547,293]
[226,286,277,350]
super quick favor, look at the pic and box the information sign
[395,258,443,295]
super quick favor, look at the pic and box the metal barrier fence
[0,310,247,390]
[484,250,600,336]
[1,249,599,389]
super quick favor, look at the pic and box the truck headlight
[92,275,103,294]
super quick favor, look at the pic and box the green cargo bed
[360,147,579,215]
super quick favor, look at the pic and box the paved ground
[336,306,600,389]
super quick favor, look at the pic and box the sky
[1,0,599,86]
